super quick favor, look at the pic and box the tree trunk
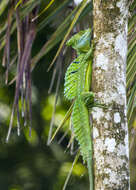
[92,0,130,189]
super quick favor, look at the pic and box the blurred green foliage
[0,1,91,189]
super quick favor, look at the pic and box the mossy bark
[92,0,130,189]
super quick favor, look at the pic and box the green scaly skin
[64,29,94,190]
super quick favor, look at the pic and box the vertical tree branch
[92,0,130,189]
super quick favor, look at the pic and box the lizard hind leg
[81,92,95,108]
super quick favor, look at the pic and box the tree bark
[92,0,130,189]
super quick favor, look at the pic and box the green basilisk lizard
[64,29,94,190]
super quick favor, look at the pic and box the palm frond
[32,2,92,69]
[37,0,72,32]
[32,4,79,68]
[127,2,136,124]
[0,0,93,140]
[48,0,89,71]
[32,0,55,22]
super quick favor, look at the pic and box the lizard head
[66,29,91,53]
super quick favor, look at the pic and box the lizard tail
[87,156,94,190]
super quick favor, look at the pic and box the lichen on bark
[92,0,130,189]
